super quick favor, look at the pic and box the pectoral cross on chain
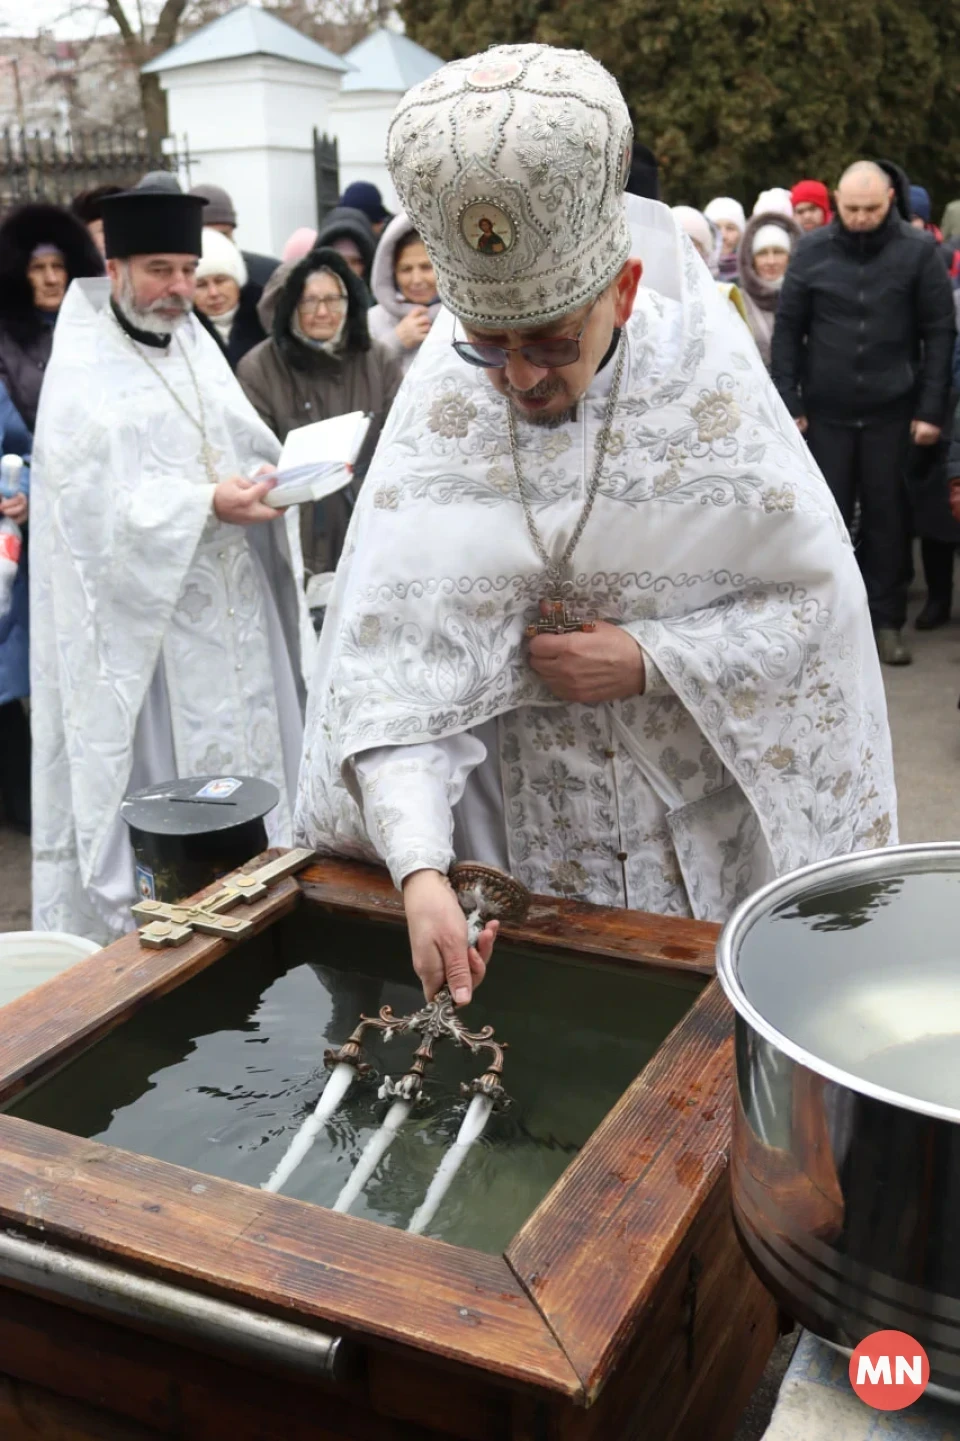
[525,596,597,638]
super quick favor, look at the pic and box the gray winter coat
[237,247,402,575]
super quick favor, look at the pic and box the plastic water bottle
[0,453,23,501]
[0,455,24,620]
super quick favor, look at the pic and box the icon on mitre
[460,202,514,256]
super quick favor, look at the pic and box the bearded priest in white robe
[295,44,897,1006]
[31,187,308,945]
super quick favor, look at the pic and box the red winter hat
[790,180,832,221]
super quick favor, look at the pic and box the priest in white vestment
[295,45,897,1006]
[31,187,308,945]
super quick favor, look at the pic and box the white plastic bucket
[0,931,101,1007]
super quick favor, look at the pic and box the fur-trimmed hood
[0,202,103,341]
[262,246,371,370]
[737,210,803,311]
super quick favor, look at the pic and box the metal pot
[717,843,960,1402]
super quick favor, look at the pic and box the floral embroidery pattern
[295,267,897,913]
[428,388,477,439]
[691,385,741,443]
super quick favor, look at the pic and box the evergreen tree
[400,0,960,210]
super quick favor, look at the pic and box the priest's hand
[213,474,277,525]
[528,620,645,703]
[402,868,499,1006]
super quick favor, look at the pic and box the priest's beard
[505,376,576,429]
[115,265,192,337]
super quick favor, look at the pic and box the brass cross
[132,847,315,948]
[525,596,597,638]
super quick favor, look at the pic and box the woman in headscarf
[237,247,402,577]
[368,213,441,375]
[737,211,803,368]
[192,226,265,369]
[703,197,746,281]
[0,202,102,432]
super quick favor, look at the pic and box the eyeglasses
[299,295,348,314]
[452,296,602,370]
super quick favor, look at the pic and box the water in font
[737,867,960,1111]
[8,912,700,1251]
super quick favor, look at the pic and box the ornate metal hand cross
[132,847,316,948]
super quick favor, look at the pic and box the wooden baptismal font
[0,851,778,1440]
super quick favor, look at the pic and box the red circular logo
[849,1330,930,1410]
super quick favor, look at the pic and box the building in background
[142,6,350,258]
[331,28,442,210]
[0,6,444,248]
[0,32,140,133]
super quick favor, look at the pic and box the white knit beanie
[196,226,248,288]
[752,188,794,218]
[704,196,746,232]
[752,224,792,256]
[671,206,713,257]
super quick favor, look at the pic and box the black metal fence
[313,129,340,227]
[0,127,193,214]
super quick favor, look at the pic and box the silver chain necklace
[508,336,626,633]
[115,316,220,485]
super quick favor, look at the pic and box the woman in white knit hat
[703,196,746,280]
[736,211,802,367]
[193,226,265,369]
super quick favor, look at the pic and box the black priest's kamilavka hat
[100,189,207,260]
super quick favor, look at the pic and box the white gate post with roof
[143,5,350,258]
[329,30,443,213]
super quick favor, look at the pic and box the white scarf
[211,304,238,344]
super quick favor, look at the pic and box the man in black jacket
[771,160,956,666]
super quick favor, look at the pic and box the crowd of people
[670,166,960,664]
[0,48,948,998]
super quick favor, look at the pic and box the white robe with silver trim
[294,203,897,921]
[30,279,309,944]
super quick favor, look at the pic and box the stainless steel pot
[717,843,960,1401]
